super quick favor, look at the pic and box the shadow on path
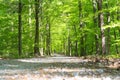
[0,56,120,80]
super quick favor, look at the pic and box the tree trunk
[18,0,22,56]
[73,25,78,56]
[34,0,40,56]
[39,0,43,56]
[67,32,71,56]
[43,36,46,55]
[29,0,32,27]
[75,40,78,56]
[117,0,120,35]
[78,0,85,56]
[63,40,66,55]
[97,0,106,55]
[105,1,111,54]
[115,0,120,54]
[113,29,119,54]
[46,18,51,55]
[106,27,110,54]
[92,0,100,54]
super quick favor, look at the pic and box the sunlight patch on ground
[17,57,87,63]
[0,56,120,80]
[0,74,120,80]
[4,64,19,67]
[43,68,104,74]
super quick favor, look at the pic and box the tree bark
[73,25,78,56]
[111,12,119,54]
[78,0,85,56]
[29,0,32,27]
[34,0,40,56]
[67,29,71,56]
[92,0,100,54]
[117,0,120,35]
[113,29,119,54]
[97,0,106,55]
[115,0,120,54]
[105,1,111,54]
[106,27,110,54]
[46,18,51,55]
[18,0,22,56]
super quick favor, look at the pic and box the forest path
[0,54,120,80]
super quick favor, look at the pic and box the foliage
[0,0,120,58]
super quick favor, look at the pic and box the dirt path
[0,55,120,80]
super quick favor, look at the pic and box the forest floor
[0,54,120,80]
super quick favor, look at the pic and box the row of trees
[0,0,120,57]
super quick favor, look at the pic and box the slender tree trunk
[39,0,43,56]
[62,40,66,55]
[48,20,51,55]
[117,15,120,53]
[43,36,46,55]
[105,1,111,54]
[67,29,71,56]
[107,27,110,54]
[73,25,78,56]
[68,36,70,56]
[113,29,119,54]
[75,40,78,56]
[92,0,100,54]
[111,12,119,54]
[97,0,106,55]
[34,0,40,56]
[29,0,32,27]
[29,0,33,42]
[46,18,51,55]
[63,42,65,55]
[78,0,85,56]
[117,0,120,35]
[18,0,22,56]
